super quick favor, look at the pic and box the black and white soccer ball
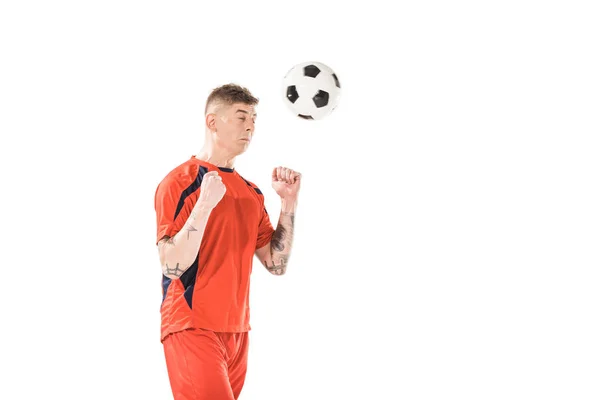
[282,61,341,120]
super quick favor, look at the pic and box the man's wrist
[191,202,214,218]
[280,197,298,214]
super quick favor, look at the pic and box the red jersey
[154,156,275,342]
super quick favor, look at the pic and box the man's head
[204,83,259,157]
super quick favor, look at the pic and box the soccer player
[154,83,301,400]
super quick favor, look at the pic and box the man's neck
[195,148,236,169]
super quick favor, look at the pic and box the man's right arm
[157,170,226,280]
[157,203,214,280]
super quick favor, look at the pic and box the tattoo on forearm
[266,211,295,275]
[264,259,287,275]
[158,237,175,252]
[271,225,287,252]
[271,212,295,253]
[282,211,295,221]
[184,224,198,240]
[165,262,184,277]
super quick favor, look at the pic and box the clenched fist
[198,171,226,209]
[272,166,301,199]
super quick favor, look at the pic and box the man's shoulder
[157,157,202,190]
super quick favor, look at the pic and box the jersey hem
[161,323,251,343]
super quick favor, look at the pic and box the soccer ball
[282,61,341,120]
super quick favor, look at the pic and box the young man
[154,83,301,400]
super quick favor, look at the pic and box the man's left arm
[256,198,296,275]
[255,166,301,276]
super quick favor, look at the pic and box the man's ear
[206,113,217,132]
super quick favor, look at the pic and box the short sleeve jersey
[154,156,275,342]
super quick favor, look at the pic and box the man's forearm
[266,198,297,275]
[159,204,213,279]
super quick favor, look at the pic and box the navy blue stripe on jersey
[240,176,263,195]
[182,255,199,309]
[174,165,208,221]
[162,275,171,304]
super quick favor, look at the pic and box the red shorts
[163,328,249,400]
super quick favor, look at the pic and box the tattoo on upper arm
[165,262,184,277]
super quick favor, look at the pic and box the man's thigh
[163,329,235,400]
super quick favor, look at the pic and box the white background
[1,1,599,399]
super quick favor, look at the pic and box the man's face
[211,102,257,155]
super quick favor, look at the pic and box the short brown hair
[205,83,259,114]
